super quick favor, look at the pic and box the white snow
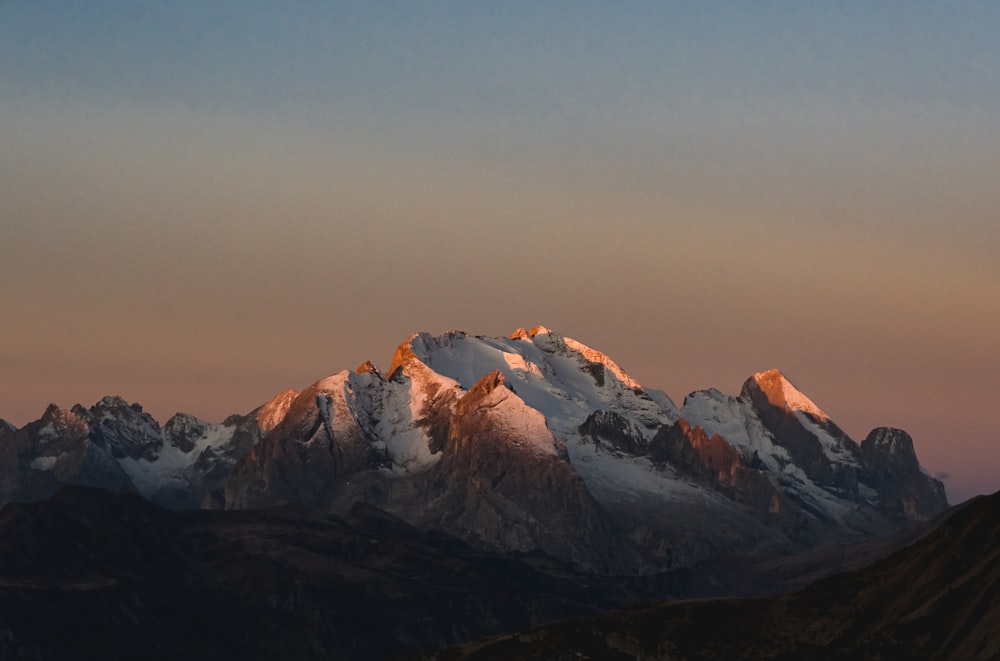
[563,336,642,390]
[396,327,702,509]
[345,367,445,474]
[501,351,545,380]
[314,372,351,393]
[680,389,790,472]
[569,440,717,504]
[474,383,557,456]
[794,410,859,467]
[407,328,676,445]
[36,324,906,539]
[30,456,58,471]
[119,422,236,495]
[681,385,862,521]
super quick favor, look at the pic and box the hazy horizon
[2,3,997,504]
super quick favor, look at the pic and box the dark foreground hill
[0,487,650,660]
[431,489,1000,661]
[0,485,983,660]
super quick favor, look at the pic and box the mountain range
[0,325,980,658]
[1,326,947,575]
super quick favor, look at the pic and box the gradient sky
[2,2,997,503]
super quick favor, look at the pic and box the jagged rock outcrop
[650,418,791,520]
[861,427,948,520]
[0,393,287,510]
[223,373,378,510]
[578,410,648,456]
[163,412,207,453]
[741,370,860,496]
[0,404,133,503]
[737,370,947,522]
[73,396,163,461]
[651,418,741,480]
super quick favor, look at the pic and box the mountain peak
[460,370,510,407]
[254,389,298,434]
[355,360,381,377]
[748,368,829,422]
[509,327,530,340]
[508,325,555,340]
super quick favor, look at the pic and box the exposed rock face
[0,396,276,510]
[650,419,788,518]
[741,372,860,496]
[426,371,617,572]
[0,404,133,503]
[169,408,274,509]
[223,374,378,510]
[651,419,741,480]
[861,427,948,520]
[738,372,947,523]
[578,410,648,456]
[163,412,206,453]
[74,396,163,461]
[248,388,299,436]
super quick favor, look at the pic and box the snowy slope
[679,377,868,526]
[381,326,752,538]
[403,326,677,440]
[119,420,236,496]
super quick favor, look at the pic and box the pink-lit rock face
[750,369,830,422]
[253,389,298,436]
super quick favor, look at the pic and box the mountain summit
[749,368,830,421]
[0,326,946,573]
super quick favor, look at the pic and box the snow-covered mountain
[0,326,947,573]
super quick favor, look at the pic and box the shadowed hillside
[430,490,1000,660]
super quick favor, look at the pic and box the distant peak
[388,337,421,376]
[753,368,785,383]
[469,369,507,396]
[255,389,298,434]
[563,337,643,391]
[355,360,381,376]
[38,403,88,433]
[509,327,530,340]
[455,369,512,416]
[510,325,557,340]
[749,369,829,422]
